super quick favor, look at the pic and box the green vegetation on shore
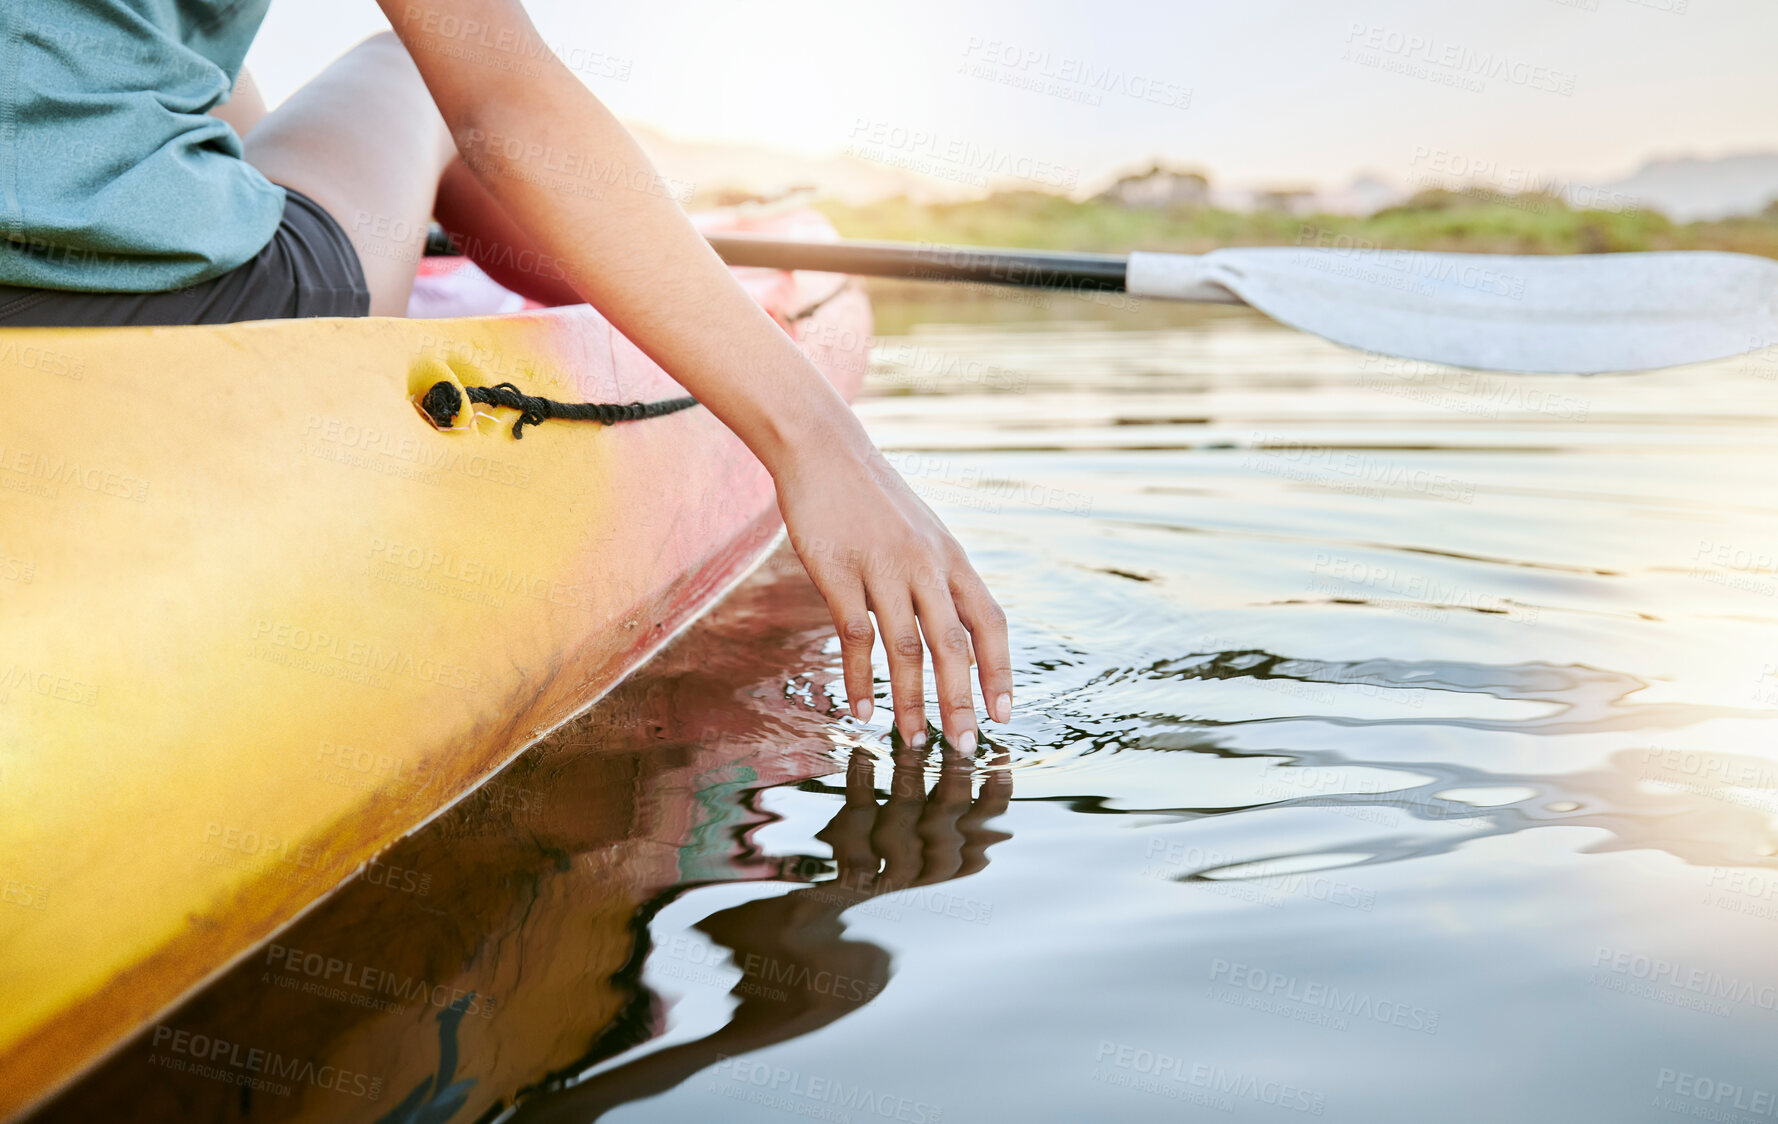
[817,189,1778,260]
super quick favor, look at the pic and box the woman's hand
[774,432,1012,753]
[376,0,1011,729]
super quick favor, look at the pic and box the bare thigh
[242,32,454,316]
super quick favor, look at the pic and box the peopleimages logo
[1592,947,1778,1013]
[1341,23,1578,96]
[1245,436,1477,503]
[0,441,150,503]
[958,36,1193,109]
[1653,1069,1777,1117]
[1093,1042,1327,1114]
[1293,227,1527,300]
[0,663,98,707]
[2,877,49,910]
[845,118,1079,191]
[1208,959,1441,1034]
[1706,868,1778,904]
[202,822,349,878]
[300,413,532,489]
[250,619,483,691]
[705,1055,943,1123]
[264,944,497,1019]
[149,1025,382,1100]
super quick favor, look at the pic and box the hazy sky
[248,0,1777,192]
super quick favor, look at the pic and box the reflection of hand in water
[815,743,1011,910]
[513,746,1011,1123]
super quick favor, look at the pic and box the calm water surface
[44,288,1778,1122]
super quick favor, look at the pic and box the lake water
[40,286,1778,1122]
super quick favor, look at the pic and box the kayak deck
[0,238,869,1117]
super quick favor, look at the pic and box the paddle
[705,235,1778,376]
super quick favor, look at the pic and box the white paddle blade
[1126,248,1778,374]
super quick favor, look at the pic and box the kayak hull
[0,250,868,1117]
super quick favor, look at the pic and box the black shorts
[0,188,371,327]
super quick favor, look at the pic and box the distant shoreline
[817,188,1778,260]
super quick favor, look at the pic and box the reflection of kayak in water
[27,558,857,1122]
[0,207,869,1119]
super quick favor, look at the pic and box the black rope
[785,280,854,323]
[419,380,699,439]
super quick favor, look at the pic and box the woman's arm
[374,0,1012,748]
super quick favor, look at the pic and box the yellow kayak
[0,213,869,1118]
[29,561,852,1123]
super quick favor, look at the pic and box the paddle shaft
[425,225,1229,302]
[705,235,1130,294]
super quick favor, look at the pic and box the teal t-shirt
[0,1,286,292]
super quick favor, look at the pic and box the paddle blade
[1130,248,1778,374]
